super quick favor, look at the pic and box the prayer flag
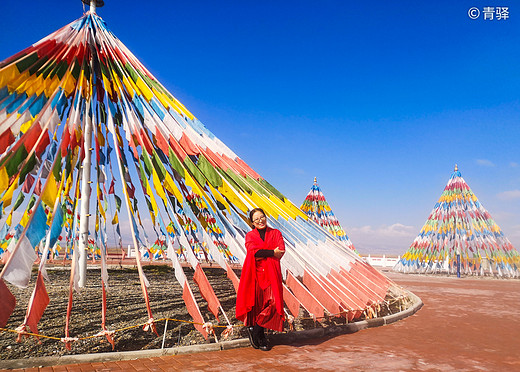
[111,211,118,225]
[193,264,220,320]
[25,271,50,334]
[182,282,208,340]
[3,235,37,288]
[0,279,16,327]
[48,206,64,248]
[26,203,47,247]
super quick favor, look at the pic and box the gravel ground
[1,265,243,360]
[0,264,337,360]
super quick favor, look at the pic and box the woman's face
[252,211,267,229]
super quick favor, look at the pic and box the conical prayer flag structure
[0,3,413,345]
[300,177,355,250]
[394,165,520,277]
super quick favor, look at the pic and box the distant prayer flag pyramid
[394,165,519,277]
[300,178,355,250]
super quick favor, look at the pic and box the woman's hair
[249,208,266,223]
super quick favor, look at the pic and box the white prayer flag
[4,236,37,288]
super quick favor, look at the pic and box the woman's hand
[274,247,285,259]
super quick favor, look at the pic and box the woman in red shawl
[236,208,285,351]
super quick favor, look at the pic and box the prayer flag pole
[78,103,93,288]
[82,0,104,14]
[78,0,104,287]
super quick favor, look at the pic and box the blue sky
[1,1,518,254]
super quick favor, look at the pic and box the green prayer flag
[19,153,37,185]
[198,154,222,188]
[16,52,39,73]
[225,169,251,194]
[260,179,286,201]
[13,192,25,211]
[6,145,28,178]
[184,157,206,186]
[115,195,121,211]
[168,148,185,177]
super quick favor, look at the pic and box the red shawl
[236,227,285,321]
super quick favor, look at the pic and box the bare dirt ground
[0,263,337,361]
[1,265,242,360]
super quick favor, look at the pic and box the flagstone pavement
[8,271,520,371]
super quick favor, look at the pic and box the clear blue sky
[1,1,518,254]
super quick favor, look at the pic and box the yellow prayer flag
[121,75,135,98]
[146,182,159,212]
[9,70,29,92]
[63,173,74,196]
[218,181,248,213]
[151,87,171,110]
[163,172,183,203]
[99,203,106,219]
[1,175,19,208]
[152,169,167,202]
[42,173,58,208]
[145,183,158,225]
[101,73,113,98]
[96,126,105,147]
[208,183,229,212]
[25,74,45,97]
[269,194,297,220]
[184,173,207,206]
[64,73,77,97]
[6,211,13,226]
[44,75,61,98]
[20,211,30,227]
[0,64,19,88]
[20,117,36,134]
[285,198,308,220]
[112,211,119,225]
[169,95,195,120]
[0,167,9,195]
[136,77,153,101]
[247,192,279,220]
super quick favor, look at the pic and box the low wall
[363,255,400,268]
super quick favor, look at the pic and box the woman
[236,208,285,351]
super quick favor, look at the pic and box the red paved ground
[11,272,520,371]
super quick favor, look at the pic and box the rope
[1,327,62,341]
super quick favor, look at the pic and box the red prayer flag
[34,179,42,196]
[22,174,35,193]
[182,282,208,339]
[303,269,342,315]
[285,270,325,321]
[282,284,301,318]
[225,262,240,292]
[179,133,199,156]
[154,131,169,155]
[0,130,15,154]
[108,179,115,194]
[25,271,50,335]
[0,279,16,327]
[193,264,220,320]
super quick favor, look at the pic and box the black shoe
[246,326,259,349]
[258,335,271,351]
[255,326,271,351]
